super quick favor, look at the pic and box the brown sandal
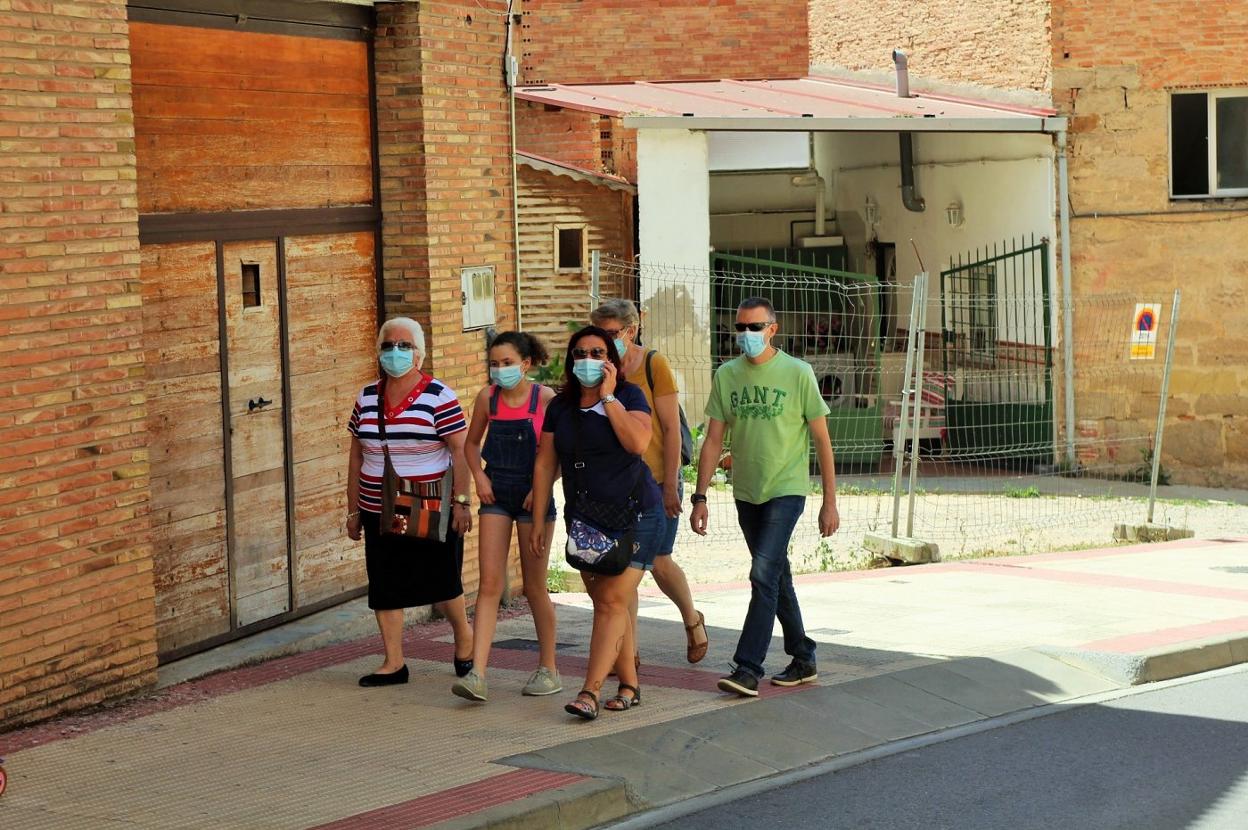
[686,610,708,664]
[603,684,641,711]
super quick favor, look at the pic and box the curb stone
[426,778,632,830]
[1043,632,1248,686]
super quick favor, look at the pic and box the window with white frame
[1171,90,1248,198]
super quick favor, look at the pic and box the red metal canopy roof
[516,77,1061,133]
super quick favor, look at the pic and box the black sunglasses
[572,347,610,359]
[734,322,773,332]
[380,341,415,352]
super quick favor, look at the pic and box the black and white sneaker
[717,667,759,697]
[770,659,817,687]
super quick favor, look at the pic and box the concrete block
[1112,523,1195,543]
[863,532,938,564]
[836,674,982,729]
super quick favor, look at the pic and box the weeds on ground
[546,566,572,594]
[1004,485,1042,499]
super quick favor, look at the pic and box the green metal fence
[710,248,884,468]
[939,237,1054,468]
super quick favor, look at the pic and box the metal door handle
[248,396,272,412]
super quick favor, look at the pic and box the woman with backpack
[452,332,562,703]
[590,300,708,666]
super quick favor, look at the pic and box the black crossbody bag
[564,408,642,576]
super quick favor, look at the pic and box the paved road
[647,667,1248,830]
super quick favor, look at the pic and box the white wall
[637,128,713,417]
[709,171,826,249]
[817,131,1057,350]
[816,131,1057,407]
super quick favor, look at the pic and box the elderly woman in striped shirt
[345,316,475,688]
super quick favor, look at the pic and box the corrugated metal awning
[516,152,636,193]
[516,77,1064,134]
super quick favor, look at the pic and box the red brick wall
[516,101,639,182]
[0,0,156,728]
[516,100,601,172]
[375,0,520,597]
[1052,0,1248,486]
[520,0,809,85]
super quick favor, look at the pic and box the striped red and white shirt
[348,376,467,514]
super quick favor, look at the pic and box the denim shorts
[629,502,666,572]
[478,475,556,523]
[654,480,683,556]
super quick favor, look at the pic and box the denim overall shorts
[479,384,556,523]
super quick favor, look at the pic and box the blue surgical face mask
[614,337,630,359]
[490,365,525,390]
[736,330,768,359]
[572,358,605,387]
[379,347,415,378]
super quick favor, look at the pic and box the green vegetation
[1004,485,1042,499]
[546,565,573,594]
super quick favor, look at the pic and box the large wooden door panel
[285,232,376,604]
[222,240,291,626]
[141,242,231,652]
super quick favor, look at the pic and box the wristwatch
[453,493,470,506]
[601,394,618,405]
[690,493,708,505]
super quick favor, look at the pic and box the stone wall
[809,0,1051,94]
[1054,0,1248,486]
[0,0,156,728]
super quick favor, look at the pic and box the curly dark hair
[488,330,549,365]
[558,325,624,404]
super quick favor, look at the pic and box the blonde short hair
[377,316,426,367]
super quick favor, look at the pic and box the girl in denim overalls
[453,332,561,702]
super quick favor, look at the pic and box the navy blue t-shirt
[543,380,661,513]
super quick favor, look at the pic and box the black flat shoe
[359,665,409,687]
[453,656,473,678]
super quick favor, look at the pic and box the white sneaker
[521,666,563,696]
[451,670,488,702]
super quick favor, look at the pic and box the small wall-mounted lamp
[864,196,879,227]
[945,201,964,228]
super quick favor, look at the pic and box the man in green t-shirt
[690,297,840,697]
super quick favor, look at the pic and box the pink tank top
[488,383,546,437]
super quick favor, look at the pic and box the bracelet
[346,511,360,520]
[690,493,708,505]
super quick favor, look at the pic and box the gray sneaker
[521,666,563,696]
[451,669,488,702]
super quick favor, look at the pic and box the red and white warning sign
[1130,303,1160,360]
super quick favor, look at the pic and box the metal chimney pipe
[893,49,925,212]
[892,48,911,98]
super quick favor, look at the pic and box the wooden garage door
[133,5,378,656]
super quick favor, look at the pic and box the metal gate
[939,237,1054,467]
[710,248,884,468]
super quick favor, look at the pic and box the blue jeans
[732,496,816,679]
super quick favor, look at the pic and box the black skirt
[361,511,464,610]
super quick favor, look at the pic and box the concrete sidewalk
[1,537,1246,829]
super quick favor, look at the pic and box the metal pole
[590,249,601,307]
[1147,289,1180,524]
[1057,131,1076,467]
[890,275,922,538]
[906,272,930,537]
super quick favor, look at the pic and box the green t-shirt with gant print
[705,350,830,505]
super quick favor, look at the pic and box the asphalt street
[646,666,1248,830]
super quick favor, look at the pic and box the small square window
[556,226,585,271]
[241,263,261,308]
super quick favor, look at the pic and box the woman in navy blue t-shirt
[529,325,662,719]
